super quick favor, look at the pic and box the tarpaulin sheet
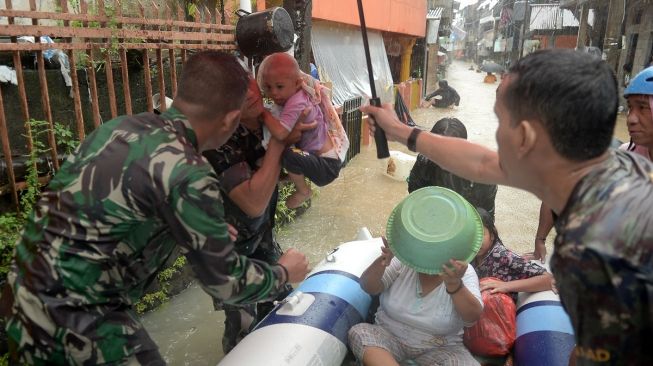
[311,21,394,107]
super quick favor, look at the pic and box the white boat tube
[218,228,382,366]
[514,266,575,365]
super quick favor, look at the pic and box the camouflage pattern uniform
[203,122,292,354]
[551,150,653,365]
[1,108,289,365]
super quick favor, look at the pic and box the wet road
[141,59,630,364]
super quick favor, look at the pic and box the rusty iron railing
[0,0,237,210]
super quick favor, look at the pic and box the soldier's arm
[228,139,284,217]
[167,166,287,304]
[424,90,438,101]
[262,109,291,141]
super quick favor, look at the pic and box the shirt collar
[161,106,198,149]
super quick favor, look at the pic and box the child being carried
[258,52,348,208]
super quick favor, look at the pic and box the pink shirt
[277,89,328,154]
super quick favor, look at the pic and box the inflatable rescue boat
[218,228,382,366]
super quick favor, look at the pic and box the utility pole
[602,0,625,71]
[519,1,530,59]
[576,4,590,49]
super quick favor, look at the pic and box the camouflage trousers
[2,284,165,365]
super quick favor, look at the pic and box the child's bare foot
[286,189,312,209]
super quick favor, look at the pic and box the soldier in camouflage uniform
[361,49,653,365]
[203,78,296,353]
[0,51,309,365]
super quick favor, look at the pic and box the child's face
[475,227,493,260]
[261,71,300,106]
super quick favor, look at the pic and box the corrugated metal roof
[529,4,580,30]
[427,7,444,19]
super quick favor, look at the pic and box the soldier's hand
[278,248,310,283]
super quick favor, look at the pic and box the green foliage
[135,256,187,314]
[54,122,80,155]
[21,120,49,218]
[274,179,313,233]
[156,255,186,282]
[135,290,168,314]
[0,120,78,280]
[0,213,23,277]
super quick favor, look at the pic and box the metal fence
[341,96,362,165]
[0,0,236,209]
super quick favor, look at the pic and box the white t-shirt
[375,258,483,347]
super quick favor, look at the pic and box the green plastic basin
[386,186,483,274]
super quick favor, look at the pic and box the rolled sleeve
[219,161,254,194]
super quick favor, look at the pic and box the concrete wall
[312,0,427,37]
[0,0,58,25]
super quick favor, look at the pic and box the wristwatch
[407,128,422,152]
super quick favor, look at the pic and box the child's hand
[379,237,394,267]
[479,278,512,294]
[442,259,467,287]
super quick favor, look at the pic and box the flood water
[141,60,631,365]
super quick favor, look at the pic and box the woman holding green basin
[348,187,484,366]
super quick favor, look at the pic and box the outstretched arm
[480,273,555,294]
[361,103,507,185]
[424,89,442,101]
[168,168,289,305]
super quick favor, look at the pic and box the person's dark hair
[623,62,633,73]
[438,80,449,88]
[408,118,497,217]
[476,207,499,244]
[175,51,249,120]
[503,49,617,161]
[430,117,467,139]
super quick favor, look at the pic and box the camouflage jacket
[551,150,653,365]
[203,122,278,257]
[5,107,287,310]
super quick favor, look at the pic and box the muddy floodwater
[141,60,631,365]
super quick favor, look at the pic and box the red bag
[463,277,517,357]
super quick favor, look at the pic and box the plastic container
[386,186,483,274]
[382,150,417,182]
